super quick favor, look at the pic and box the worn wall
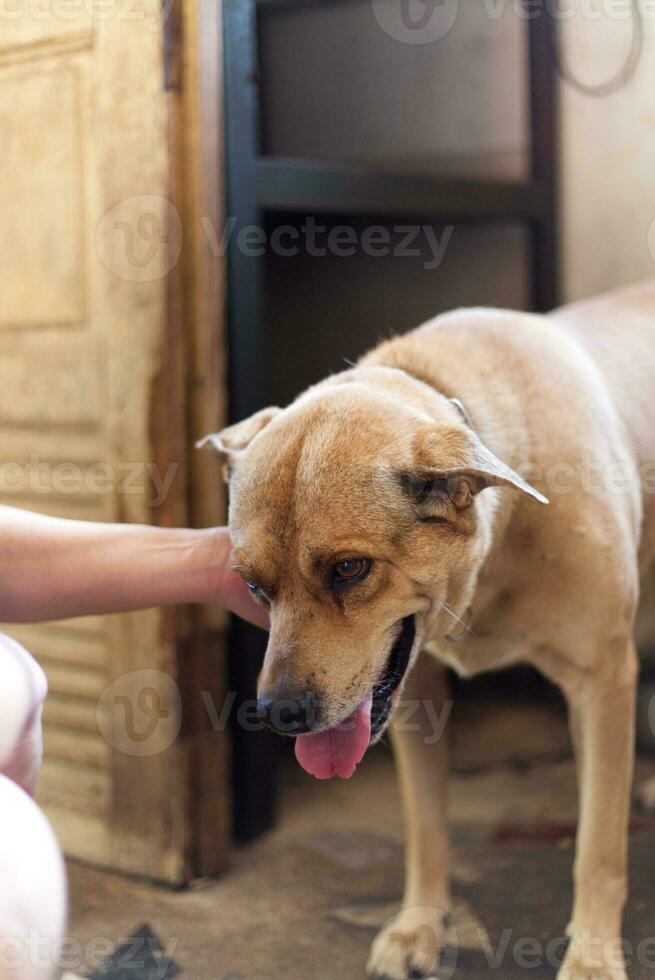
[560,11,655,300]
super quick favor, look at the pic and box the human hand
[207,527,270,631]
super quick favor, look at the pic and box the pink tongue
[294,691,373,780]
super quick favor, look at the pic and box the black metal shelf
[223,0,559,843]
[256,157,548,222]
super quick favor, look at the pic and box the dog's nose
[257,690,319,735]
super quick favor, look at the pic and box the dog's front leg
[558,642,637,980]
[368,651,451,980]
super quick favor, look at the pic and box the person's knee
[0,635,47,789]
[0,775,66,980]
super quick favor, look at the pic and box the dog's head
[200,367,546,779]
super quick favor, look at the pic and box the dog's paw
[367,905,451,980]
[557,941,627,980]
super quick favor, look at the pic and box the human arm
[0,506,267,628]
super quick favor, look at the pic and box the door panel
[0,66,86,326]
[0,0,224,883]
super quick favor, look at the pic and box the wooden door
[0,0,228,883]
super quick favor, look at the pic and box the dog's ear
[404,424,548,512]
[197,406,281,479]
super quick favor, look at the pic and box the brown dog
[202,281,655,980]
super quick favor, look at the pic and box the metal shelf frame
[223,0,559,841]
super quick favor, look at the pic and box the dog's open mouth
[370,614,416,737]
[294,615,416,780]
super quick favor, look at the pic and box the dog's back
[551,281,655,572]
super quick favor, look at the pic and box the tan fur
[206,281,655,980]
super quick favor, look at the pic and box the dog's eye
[333,558,371,586]
[246,582,270,606]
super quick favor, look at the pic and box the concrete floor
[65,696,655,980]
